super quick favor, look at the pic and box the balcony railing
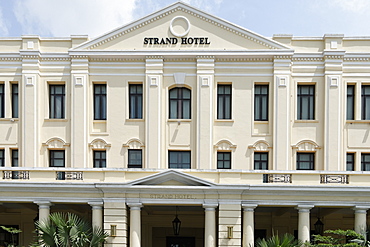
[3,171,29,180]
[320,174,349,184]
[263,174,292,183]
[56,171,83,180]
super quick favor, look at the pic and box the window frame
[129,84,143,119]
[296,152,315,170]
[93,150,106,168]
[93,84,107,120]
[0,149,4,167]
[346,153,355,171]
[254,84,269,121]
[49,150,65,167]
[254,152,269,170]
[347,85,355,120]
[297,84,315,120]
[128,149,142,168]
[11,149,18,167]
[11,83,18,118]
[0,84,4,118]
[361,153,370,171]
[169,87,191,119]
[168,151,191,169]
[217,84,232,119]
[362,85,370,120]
[49,84,65,119]
[217,151,231,169]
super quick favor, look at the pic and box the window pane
[217,85,232,119]
[12,150,18,167]
[50,85,65,119]
[255,85,269,121]
[297,85,315,120]
[129,84,143,119]
[169,88,191,119]
[50,150,65,167]
[94,151,106,168]
[0,84,4,118]
[297,153,314,170]
[94,85,107,120]
[0,150,4,167]
[128,149,142,168]
[12,84,18,118]
[346,153,354,171]
[169,151,191,169]
[347,85,354,120]
[254,152,268,170]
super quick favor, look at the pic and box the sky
[0,0,370,39]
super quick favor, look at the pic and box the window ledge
[90,132,109,136]
[167,119,192,122]
[45,118,68,122]
[294,120,318,123]
[215,119,234,122]
[0,118,19,122]
[126,118,145,122]
[93,120,107,123]
[346,120,370,123]
[254,121,269,124]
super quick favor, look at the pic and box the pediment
[128,170,216,187]
[73,2,290,52]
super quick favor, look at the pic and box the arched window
[169,87,191,119]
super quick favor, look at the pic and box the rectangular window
[297,85,315,120]
[254,152,268,170]
[217,152,231,169]
[49,85,65,119]
[128,149,142,168]
[347,85,355,120]
[361,153,370,171]
[11,149,19,179]
[11,84,18,118]
[217,84,231,119]
[129,84,143,119]
[50,150,65,167]
[93,151,106,168]
[362,85,370,120]
[94,84,107,120]
[346,153,355,171]
[169,87,191,119]
[0,149,4,167]
[169,151,191,169]
[0,84,4,118]
[297,152,314,170]
[254,85,269,121]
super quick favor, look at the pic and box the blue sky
[0,0,369,38]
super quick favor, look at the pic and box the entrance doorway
[166,237,195,247]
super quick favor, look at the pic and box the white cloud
[330,0,370,13]
[182,0,223,13]
[13,0,137,38]
[0,6,9,36]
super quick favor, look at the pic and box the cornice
[0,57,22,61]
[164,58,196,62]
[274,55,293,60]
[89,58,144,62]
[292,57,323,62]
[324,55,344,60]
[216,58,273,62]
[344,57,370,61]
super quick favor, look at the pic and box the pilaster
[273,55,292,170]
[70,55,89,168]
[145,56,163,168]
[104,200,128,247]
[218,203,241,247]
[196,56,214,169]
[323,50,345,171]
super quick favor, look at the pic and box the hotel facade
[1,2,370,247]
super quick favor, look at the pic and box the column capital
[34,201,53,208]
[295,205,314,213]
[88,201,103,210]
[353,206,370,214]
[203,204,218,211]
[242,204,258,212]
[127,203,143,210]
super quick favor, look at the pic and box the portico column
[242,204,257,247]
[353,206,369,233]
[88,202,103,229]
[35,201,52,222]
[203,204,217,247]
[128,203,143,247]
[296,205,313,243]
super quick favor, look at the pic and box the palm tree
[255,233,303,247]
[35,212,108,247]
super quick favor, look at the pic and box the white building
[1,2,370,247]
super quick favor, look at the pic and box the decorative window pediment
[292,140,320,151]
[248,140,271,151]
[43,137,69,149]
[123,138,144,149]
[214,139,236,151]
[89,138,111,150]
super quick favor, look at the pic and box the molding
[214,139,237,151]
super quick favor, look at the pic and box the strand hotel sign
[143,16,211,45]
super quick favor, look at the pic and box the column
[242,204,257,247]
[203,204,217,247]
[145,56,163,169]
[127,203,142,247]
[296,205,313,243]
[353,206,369,233]
[35,201,52,222]
[196,56,214,169]
[89,202,103,229]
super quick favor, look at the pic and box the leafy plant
[35,212,108,247]
[255,233,303,247]
[312,229,368,247]
[0,226,22,247]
